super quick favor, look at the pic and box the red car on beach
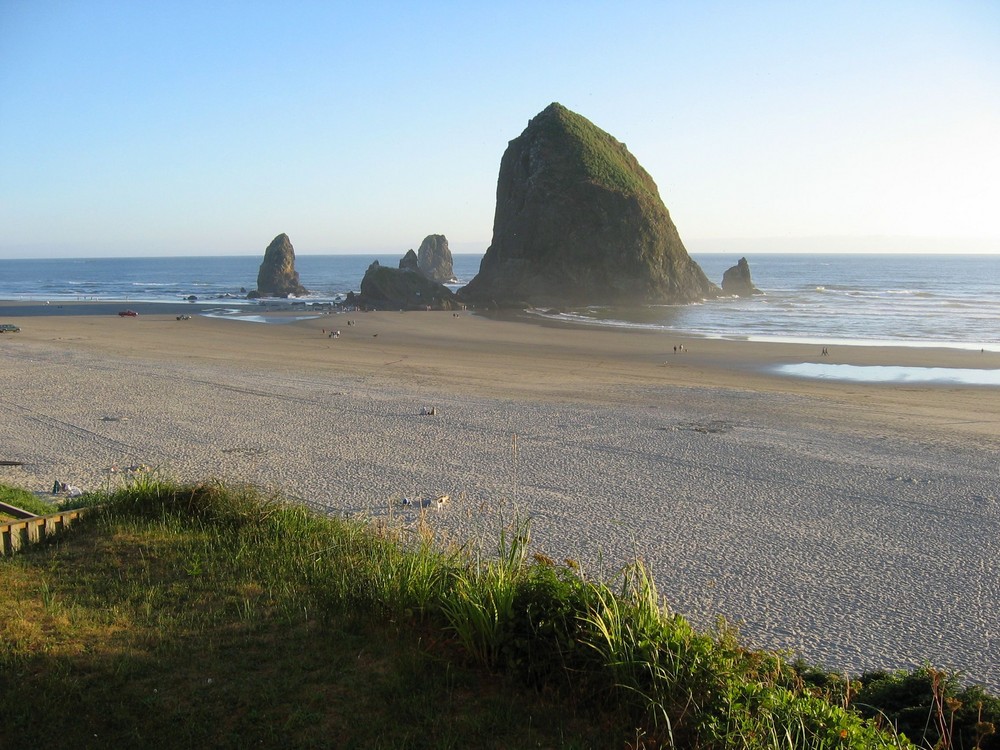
[118,310,138,317]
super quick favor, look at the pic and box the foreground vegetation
[0,483,56,519]
[1,480,997,749]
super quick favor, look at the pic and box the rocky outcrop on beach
[399,249,420,273]
[249,233,308,298]
[416,234,456,283]
[358,261,458,310]
[397,236,456,283]
[459,102,719,307]
[721,257,761,297]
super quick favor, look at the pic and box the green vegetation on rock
[461,103,719,307]
[540,103,657,202]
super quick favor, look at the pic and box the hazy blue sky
[2,1,998,258]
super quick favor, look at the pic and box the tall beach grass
[2,476,996,749]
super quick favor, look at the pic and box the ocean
[1,253,998,352]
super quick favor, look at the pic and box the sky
[1,1,998,259]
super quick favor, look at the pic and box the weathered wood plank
[0,509,88,556]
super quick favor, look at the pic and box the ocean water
[1,253,997,351]
[0,254,480,305]
[562,253,1000,352]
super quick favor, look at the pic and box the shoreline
[0,299,280,318]
[2,302,999,689]
[6,299,1000,359]
[518,307,1000,355]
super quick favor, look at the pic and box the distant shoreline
[6,298,1000,365]
[3,254,998,353]
[0,299,304,317]
[20,300,996,359]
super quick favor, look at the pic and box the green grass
[538,103,660,204]
[0,483,58,516]
[1,478,996,749]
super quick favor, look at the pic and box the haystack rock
[721,257,761,297]
[250,233,308,298]
[416,234,456,283]
[460,103,719,307]
[358,261,458,310]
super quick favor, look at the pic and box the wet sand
[2,303,998,689]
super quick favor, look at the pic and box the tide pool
[773,362,1000,386]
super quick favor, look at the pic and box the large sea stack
[460,103,719,307]
[250,233,308,298]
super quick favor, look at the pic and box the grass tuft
[0,484,58,516]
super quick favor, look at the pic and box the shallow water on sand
[773,362,1000,386]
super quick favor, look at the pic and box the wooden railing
[1,509,88,556]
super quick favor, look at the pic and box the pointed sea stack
[417,234,456,283]
[721,257,762,297]
[250,233,308,298]
[399,249,420,272]
[460,103,719,307]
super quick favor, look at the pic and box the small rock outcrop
[721,257,761,297]
[460,103,719,307]
[416,234,456,283]
[399,249,420,273]
[358,261,458,310]
[249,233,308,298]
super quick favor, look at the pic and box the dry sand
[2,303,998,689]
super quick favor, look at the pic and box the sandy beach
[2,303,998,690]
